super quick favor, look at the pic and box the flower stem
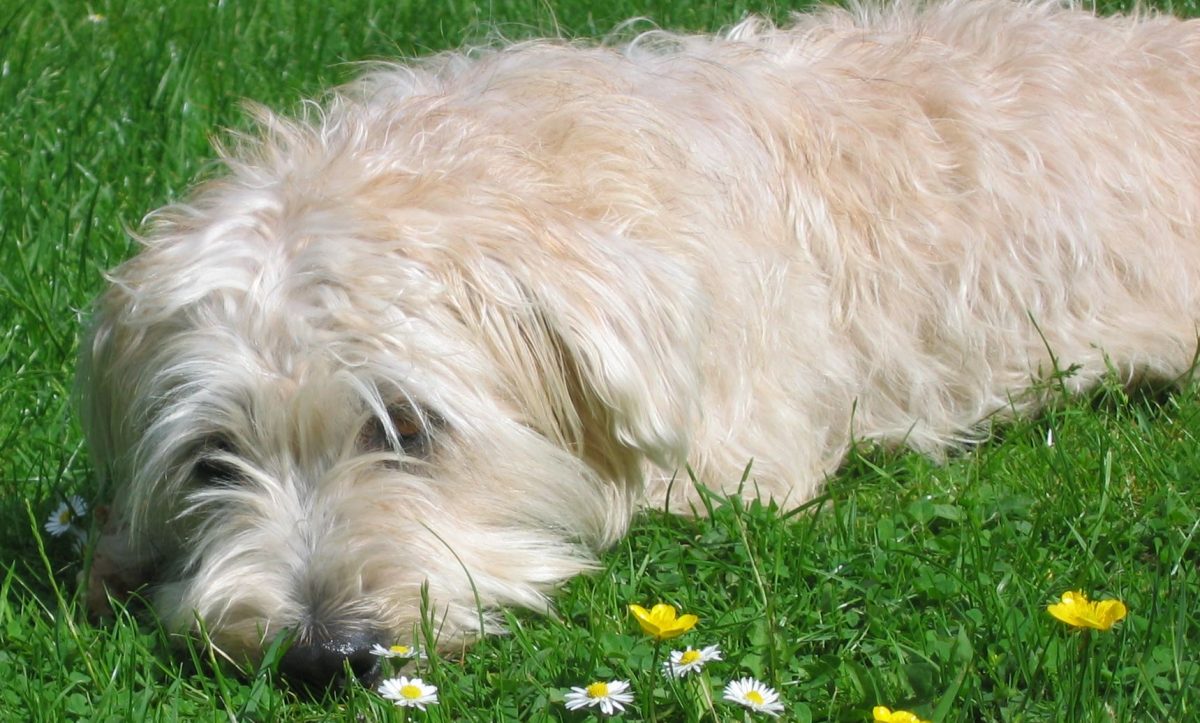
[647,641,661,723]
[695,672,718,721]
[1068,629,1094,718]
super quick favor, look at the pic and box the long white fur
[80,0,1200,660]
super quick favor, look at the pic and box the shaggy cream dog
[80,0,1200,687]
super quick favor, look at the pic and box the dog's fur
[80,0,1200,680]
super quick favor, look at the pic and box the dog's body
[81,0,1200,686]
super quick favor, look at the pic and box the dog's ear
[445,224,703,477]
[530,242,703,469]
[76,279,160,605]
[77,276,167,509]
[77,284,131,498]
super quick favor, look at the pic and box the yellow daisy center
[389,645,410,655]
[746,690,765,705]
[400,684,422,700]
[680,649,702,664]
[586,682,610,698]
[58,509,73,524]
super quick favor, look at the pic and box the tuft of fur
[81,0,1200,663]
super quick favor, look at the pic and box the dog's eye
[358,407,430,458]
[193,437,240,485]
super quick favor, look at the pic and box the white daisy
[378,676,438,709]
[663,644,722,678]
[563,679,634,716]
[44,496,87,537]
[723,677,784,717]
[369,643,420,659]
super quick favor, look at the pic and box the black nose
[277,627,385,691]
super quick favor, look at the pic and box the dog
[79,0,1200,688]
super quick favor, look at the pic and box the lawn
[2,0,1198,720]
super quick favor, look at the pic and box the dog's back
[355,0,1200,508]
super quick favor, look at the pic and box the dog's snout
[278,627,385,690]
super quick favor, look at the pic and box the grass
[2,0,1199,719]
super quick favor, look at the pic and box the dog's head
[78,99,703,688]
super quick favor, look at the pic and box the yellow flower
[628,603,698,640]
[873,706,931,723]
[1047,590,1128,630]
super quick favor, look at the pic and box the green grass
[2,0,1199,720]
